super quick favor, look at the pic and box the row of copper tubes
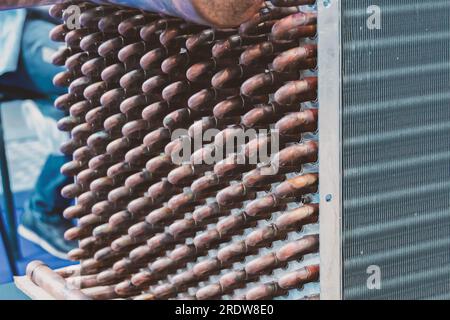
[26,0,320,300]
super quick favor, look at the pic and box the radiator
[320,0,450,300]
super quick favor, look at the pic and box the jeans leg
[27,98,71,219]
[28,154,72,221]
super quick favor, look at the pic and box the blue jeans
[28,100,72,220]
[0,14,72,219]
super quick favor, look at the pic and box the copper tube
[196,269,249,299]
[242,167,285,188]
[272,141,318,170]
[80,32,110,53]
[70,101,92,118]
[53,47,78,67]
[275,109,318,136]
[66,53,90,73]
[60,160,84,177]
[188,117,218,139]
[192,203,229,223]
[217,240,248,263]
[276,204,319,231]
[212,65,265,89]
[53,71,75,88]
[167,191,204,213]
[101,64,127,85]
[68,248,91,261]
[274,77,318,106]
[213,153,251,177]
[54,93,77,111]
[245,224,279,248]
[193,229,222,251]
[216,213,247,237]
[191,173,226,196]
[274,173,318,198]
[81,58,107,79]
[168,218,197,239]
[276,235,319,262]
[240,41,297,66]
[241,103,292,128]
[216,183,254,206]
[99,9,136,33]
[240,5,299,35]
[244,194,284,217]
[271,11,317,40]
[240,71,298,97]
[272,44,317,73]
[48,1,72,19]
[63,204,88,219]
[142,75,170,95]
[196,284,222,300]
[188,88,239,113]
[278,265,319,290]
[193,258,222,278]
[245,252,279,276]
[56,265,82,278]
[245,282,281,300]
[79,6,116,28]
[26,261,92,300]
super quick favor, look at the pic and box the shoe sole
[18,225,70,260]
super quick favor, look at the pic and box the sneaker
[18,202,77,260]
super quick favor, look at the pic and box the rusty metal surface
[26,0,319,300]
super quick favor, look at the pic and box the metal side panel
[341,0,450,299]
[319,0,342,300]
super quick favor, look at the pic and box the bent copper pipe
[1,0,264,28]
[189,236,319,298]
[130,219,231,285]
[275,108,318,136]
[272,44,317,73]
[239,6,301,35]
[201,239,319,300]
[240,103,291,128]
[244,282,285,300]
[271,11,317,40]
[26,261,92,300]
[197,270,249,299]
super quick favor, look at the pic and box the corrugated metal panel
[341,0,450,299]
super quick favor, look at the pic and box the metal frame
[318,0,342,300]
